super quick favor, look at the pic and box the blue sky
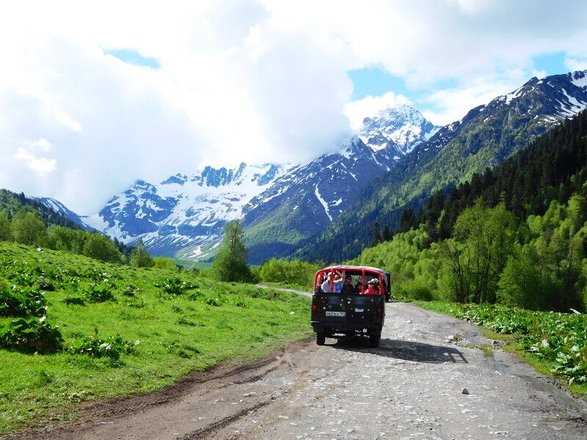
[349,51,571,117]
[106,49,160,68]
[2,1,587,213]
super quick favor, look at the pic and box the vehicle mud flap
[316,331,326,346]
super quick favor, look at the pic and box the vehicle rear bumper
[311,321,383,334]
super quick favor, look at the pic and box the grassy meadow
[0,242,310,434]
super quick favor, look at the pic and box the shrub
[37,276,56,291]
[68,333,137,360]
[0,317,62,353]
[63,296,86,306]
[157,277,196,296]
[85,282,116,303]
[205,296,222,307]
[122,285,139,297]
[0,283,47,317]
[453,304,587,384]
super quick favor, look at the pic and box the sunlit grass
[0,242,311,434]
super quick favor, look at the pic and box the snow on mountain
[86,163,286,259]
[359,104,439,156]
[34,197,94,230]
[88,104,436,261]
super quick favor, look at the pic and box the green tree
[447,201,516,304]
[213,221,253,282]
[130,241,154,268]
[47,225,86,253]
[258,258,319,288]
[498,245,557,309]
[0,211,11,241]
[11,211,47,246]
[82,233,122,263]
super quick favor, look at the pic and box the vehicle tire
[316,332,326,346]
[369,331,381,348]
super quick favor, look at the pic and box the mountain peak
[359,104,439,155]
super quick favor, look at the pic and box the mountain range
[17,70,587,263]
[83,103,439,262]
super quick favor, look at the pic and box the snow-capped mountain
[240,137,400,261]
[89,71,587,263]
[86,163,286,259]
[90,105,436,261]
[359,104,439,156]
[34,197,94,230]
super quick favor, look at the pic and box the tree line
[377,109,587,245]
[356,195,586,312]
[0,207,156,268]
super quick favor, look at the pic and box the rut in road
[5,302,587,440]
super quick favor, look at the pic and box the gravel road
[8,301,586,440]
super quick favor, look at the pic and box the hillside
[0,242,309,433]
[0,190,87,231]
[352,109,587,313]
[298,70,587,262]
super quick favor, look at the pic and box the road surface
[7,301,587,440]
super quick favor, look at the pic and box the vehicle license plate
[325,311,345,317]
[355,308,364,313]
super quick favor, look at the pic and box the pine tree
[213,221,253,282]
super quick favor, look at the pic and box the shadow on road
[332,338,468,364]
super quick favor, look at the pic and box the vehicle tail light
[311,303,318,313]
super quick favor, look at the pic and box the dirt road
[7,302,587,440]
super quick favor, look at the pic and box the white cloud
[344,92,411,131]
[14,148,57,174]
[0,0,586,213]
[566,56,587,72]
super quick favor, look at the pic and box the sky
[0,0,587,213]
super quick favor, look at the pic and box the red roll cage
[314,265,388,296]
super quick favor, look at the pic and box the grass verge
[0,242,311,434]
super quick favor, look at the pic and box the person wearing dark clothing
[341,274,354,295]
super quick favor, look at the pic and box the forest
[356,111,587,312]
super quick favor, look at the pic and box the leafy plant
[85,282,115,303]
[0,284,47,317]
[68,333,138,360]
[0,317,62,353]
[157,277,196,296]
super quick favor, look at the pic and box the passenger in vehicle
[365,278,380,296]
[354,279,365,295]
[341,274,354,295]
[315,273,324,293]
[321,271,343,293]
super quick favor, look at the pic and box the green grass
[257,281,311,292]
[0,242,311,434]
[415,301,587,396]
